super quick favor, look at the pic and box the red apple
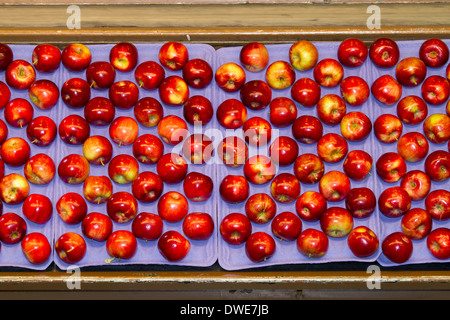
[240,79,272,111]
[419,38,449,68]
[109,42,138,72]
[395,57,427,87]
[216,98,247,129]
[157,191,188,223]
[293,153,325,185]
[86,61,116,90]
[0,43,13,71]
[107,154,139,185]
[158,41,189,71]
[182,58,213,89]
[55,232,87,264]
[106,191,138,224]
[320,207,354,238]
[21,232,52,265]
[265,60,296,90]
[421,75,450,105]
[425,189,450,221]
[57,153,90,185]
[106,230,137,261]
[290,77,321,107]
[343,150,373,181]
[424,150,450,182]
[0,173,30,205]
[131,171,164,203]
[243,155,276,185]
[109,80,139,110]
[340,111,372,142]
[158,75,189,107]
[81,212,113,242]
[270,173,301,204]
[157,230,190,262]
[182,212,215,241]
[131,212,163,241]
[245,192,277,224]
[423,113,450,144]
[397,95,428,125]
[0,212,27,244]
[183,95,214,126]
[382,232,413,264]
[59,114,90,145]
[289,40,318,71]
[337,38,368,68]
[339,76,370,107]
[297,228,329,259]
[378,186,412,218]
[376,152,407,183]
[84,96,116,126]
[82,135,113,166]
[26,115,57,147]
[22,193,53,224]
[182,133,214,164]
[427,228,450,260]
[401,208,433,240]
[219,174,249,204]
[132,133,164,165]
[134,96,164,128]
[157,114,188,146]
[217,136,248,168]
[400,170,431,201]
[183,171,213,202]
[245,231,276,263]
[0,119,7,146]
[371,74,402,106]
[220,212,252,245]
[24,153,56,185]
[268,96,297,128]
[56,192,88,225]
[313,58,344,88]
[61,43,92,72]
[109,116,139,147]
[239,42,269,72]
[82,175,114,205]
[1,137,31,167]
[0,80,11,109]
[295,190,327,222]
[61,77,91,109]
[135,60,165,91]
[28,79,59,110]
[156,153,188,185]
[269,136,299,167]
[271,211,302,242]
[397,131,429,163]
[32,44,62,73]
[345,187,377,219]
[316,132,349,164]
[373,113,403,144]
[5,59,36,90]
[319,170,351,202]
[316,94,347,126]
[242,116,272,147]
[291,115,323,144]
[347,226,379,258]
[4,98,34,128]
[215,62,246,92]
[369,37,400,68]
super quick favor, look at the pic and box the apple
[157,191,188,223]
[401,208,433,240]
[85,61,116,90]
[423,113,450,144]
[182,171,213,202]
[0,119,7,146]
[21,232,52,265]
[268,96,297,128]
[313,58,344,88]
[216,98,247,129]
[61,78,91,109]
[182,58,213,89]
[400,169,431,201]
[4,98,34,128]
[219,212,252,245]
[316,94,347,126]
[378,186,412,218]
[244,192,277,224]
[82,135,113,166]
[61,43,92,72]
[293,153,325,185]
[289,40,318,71]
[132,133,164,165]
[158,75,189,107]
[215,62,246,92]
[339,76,370,107]
[131,171,164,203]
[425,189,450,221]
[156,153,188,185]
[183,95,214,126]
[109,80,139,110]
[81,212,113,242]
[109,42,138,72]
[106,230,137,261]
[219,174,249,204]
[421,75,450,105]
[55,232,87,264]
[0,212,27,244]
[245,231,276,263]
[296,228,329,259]
[5,59,36,90]
[56,192,88,225]
[347,226,379,258]
[131,212,163,241]
[376,152,407,183]
[59,114,90,145]
[424,150,450,182]
[109,116,139,147]
[269,136,299,167]
[368,37,400,68]
[316,132,349,164]
[57,153,90,185]
[373,113,403,144]
[106,191,138,224]
[0,173,29,205]
[107,154,139,185]
[371,74,402,106]
[134,96,164,128]
[84,96,116,126]
[157,230,190,262]
[345,187,377,219]
[158,41,189,71]
[243,155,276,185]
[239,42,269,72]
[182,212,215,241]
[1,137,31,167]
[28,79,60,110]
[82,175,114,205]
[157,114,188,146]
[427,228,450,259]
[240,79,272,111]
[395,57,427,87]
[22,193,53,225]
[419,38,449,68]
[217,136,248,168]
[242,116,272,147]
[397,131,429,163]
[340,111,372,142]
[24,153,56,185]
[270,173,301,204]
[271,211,302,242]
[337,38,368,68]
[382,232,413,264]
[0,42,13,71]
[342,150,373,181]
[295,190,327,222]
[0,80,11,109]
[319,170,351,202]
[320,207,354,238]
[290,77,321,107]
[26,115,57,147]
[135,60,165,91]
[0,159,3,180]
[182,133,214,164]
[291,115,323,144]
[397,95,428,125]
[265,60,296,90]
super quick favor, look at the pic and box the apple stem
[105,257,116,263]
